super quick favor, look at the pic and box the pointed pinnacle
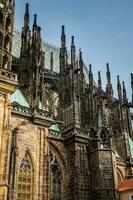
[25,3,29,17]
[122,81,127,102]
[106,63,111,82]
[98,71,102,87]
[71,36,75,46]
[61,25,66,48]
[106,62,109,72]
[79,49,82,61]
[33,14,37,27]
[89,64,92,74]
[117,75,121,86]
[62,25,65,35]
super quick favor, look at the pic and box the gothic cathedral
[0,1,133,200]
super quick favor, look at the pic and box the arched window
[17,151,34,200]
[2,53,8,69]
[100,129,109,148]
[50,150,62,200]
[4,34,10,50]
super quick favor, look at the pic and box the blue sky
[15,0,133,100]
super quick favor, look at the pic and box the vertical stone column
[89,147,118,200]
[37,127,50,200]
[65,132,90,200]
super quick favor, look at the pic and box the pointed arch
[49,141,66,200]
[98,127,110,148]
[16,150,34,200]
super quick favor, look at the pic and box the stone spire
[106,63,113,101]
[122,81,127,104]
[24,3,30,32]
[60,25,67,75]
[98,71,102,96]
[71,36,76,67]
[20,3,30,57]
[117,75,122,103]
[61,25,66,48]
[33,13,37,28]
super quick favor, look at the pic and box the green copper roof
[11,89,30,107]
[129,137,133,158]
[12,31,89,82]
[49,123,63,132]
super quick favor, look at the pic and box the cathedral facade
[0,1,133,200]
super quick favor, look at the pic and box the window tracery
[100,129,109,148]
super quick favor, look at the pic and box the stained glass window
[16,151,34,200]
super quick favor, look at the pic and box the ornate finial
[62,25,65,35]
[117,75,120,86]
[50,52,53,72]
[106,63,113,100]
[61,25,66,48]
[106,62,109,71]
[106,62,111,83]
[25,3,29,17]
[89,64,92,74]
[79,49,82,61]
[98,71,102,95]
[33,14,37,27]
[71,35,75,46]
